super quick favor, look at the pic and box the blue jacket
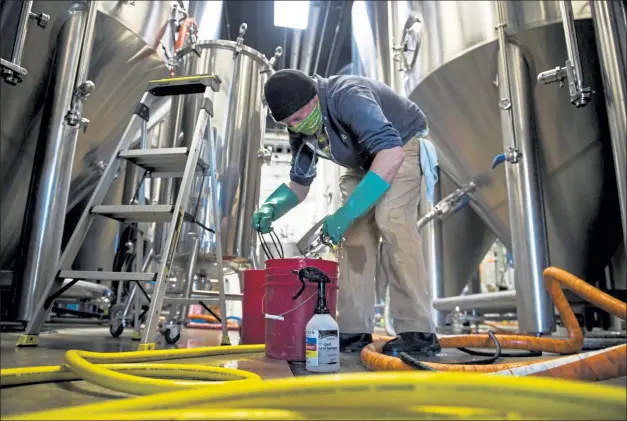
[288,74,428,186]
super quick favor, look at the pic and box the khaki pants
[337,138,435,334]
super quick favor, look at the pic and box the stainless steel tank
[351,0,498,307]
[396,0,622,280]
[178,35,277,272]
[0,0,172,319]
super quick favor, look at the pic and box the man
[253,69,440,356]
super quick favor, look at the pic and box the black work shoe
[382,332,441,357]
[340,333,373,352]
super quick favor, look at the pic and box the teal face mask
[291,101,322,135]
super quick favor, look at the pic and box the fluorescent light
[274,1,310,29]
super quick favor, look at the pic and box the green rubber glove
[322,171,390,244]
[252,183,300,233]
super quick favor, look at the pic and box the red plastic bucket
[241,269,266,345]
[264,258,338,361]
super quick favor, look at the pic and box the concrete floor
[0,324,366,417]
[1,324,625,417]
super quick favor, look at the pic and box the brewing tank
[395,0,622,282]
[178,38,274,271]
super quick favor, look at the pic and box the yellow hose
[4,370,625,420]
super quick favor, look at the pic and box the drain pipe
[590,0,627,259]
[16,2,98,322]
[493,0,554,334]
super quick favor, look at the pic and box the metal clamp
[257,147,273,164]
[1,1,49,85]
[235,23,248,55]
[537,0,593,107]
[393,11,424,72]
[492,146,522,169]
[65,80,96,131]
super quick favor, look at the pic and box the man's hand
[321,212,345,245]
[252,206,274,233]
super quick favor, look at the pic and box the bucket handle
[262,292,317,322]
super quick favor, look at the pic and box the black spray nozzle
[291,267,331,314]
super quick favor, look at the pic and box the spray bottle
[292,267,340,373]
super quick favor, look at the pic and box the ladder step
[58,270,156,282]
[92,205,195,223]
[119,147,208,177]
[146,74,221,97]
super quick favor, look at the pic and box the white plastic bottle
[306,313,340,373]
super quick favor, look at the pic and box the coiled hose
[361,267,627,380]
[1,267,626,420]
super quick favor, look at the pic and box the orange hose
[361,267,627,380]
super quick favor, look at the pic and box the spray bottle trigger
[292,269,306,300]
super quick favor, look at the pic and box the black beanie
[264,69,317,122]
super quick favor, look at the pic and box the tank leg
[497,38,555,334]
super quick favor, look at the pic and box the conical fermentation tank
[0,0,173,320]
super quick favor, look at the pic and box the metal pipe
[559,0,593,107]
[423,171,446,327]
[299,4,321,75]
[10,0,34,65]
[324,1,346,77]
[60,279,113,300]
[432,290,517,313]
[290,30,302,69]
[591,0,627,259]
[499,41,555,334]
[74,0,98,87]
[312,0,331,75]
[17,5,88,322]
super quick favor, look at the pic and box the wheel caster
[109,321,124,338]
[164,328,181,344]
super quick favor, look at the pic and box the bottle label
[306,329,339,367]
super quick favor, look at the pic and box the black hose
[457,347,543,358]
[400,330,502,370]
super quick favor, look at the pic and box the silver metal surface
[92,205,177,223]
[299,4,321,75]
[373,0,622,287]
[0,1,172,306]
[60,279,112,300]
[432,290,517,313]
[119,148,208,175]
[180,38,274,265]
[58,270,156,282]
[290,30,302,69]
[499,42,554,333]
[16,5,87,322]
[591,0,627,258]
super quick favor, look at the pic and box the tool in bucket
[296,216,336,258]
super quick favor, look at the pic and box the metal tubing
[11,0,34,65]
[299,4,321,75]
[495,0,518,151]
[432,291,517,313]
[312,1,331,75]
[422,172,446,327]
[591,0,627,257]
[17,6,88,322]
[559,0,591,106]
[324,1,346,77]
[74,1,98,86]
[499,41,555,334]
[290,30,302,69]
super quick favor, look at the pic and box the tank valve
[492,146,521,169]
[29,10,50,28]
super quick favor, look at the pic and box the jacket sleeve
[335,84,403,154]
[288,130,318,186]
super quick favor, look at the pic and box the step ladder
[16,74,231,351]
